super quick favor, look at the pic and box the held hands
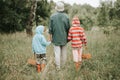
[48,34,52,42]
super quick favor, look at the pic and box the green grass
[0,30,120,80]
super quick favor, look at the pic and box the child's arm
[82,32,87,46]
[81,29,87,46]
[32,40,35,53]
[41,36,51,46]
[48,34,52,41]
[67,29,72,42]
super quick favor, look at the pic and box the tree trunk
[26,0,37,36]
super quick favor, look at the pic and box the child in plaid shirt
[68,16,87,71]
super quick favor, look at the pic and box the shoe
[37,64,41,73]
[41,64,45,72]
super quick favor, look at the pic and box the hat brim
[55,6,64,11]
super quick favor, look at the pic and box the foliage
[0,0,30,33]
[0,0,51,33]
[0,0,119,33]
[97,2,109,26]
[68,4,96,30]
[36,0,51,26]
[97,0,120,29]
[64,3,71,14]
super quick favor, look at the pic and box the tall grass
[0,30,120,80]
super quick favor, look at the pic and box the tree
[97,1,110,27]
[0,0,51,34]
[26,0,37,36]
[0,0,30,33]
[96,0,120,30]
[69,4,95,30]
[35,0,51,26]
[112,0,120,29]
[26,0,52,36]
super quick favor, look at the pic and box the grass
[0,30,120,80]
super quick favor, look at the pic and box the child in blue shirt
[32,25,51,73]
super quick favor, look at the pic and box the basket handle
[84,45,88,50]
[32,53,36,59]
[83,45,88,54]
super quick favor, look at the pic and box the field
[0,30,120,80]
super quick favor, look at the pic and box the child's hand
[67,39,71,43]
[49,41,51,43]
[48,34,52,42]
[48,39,51,42]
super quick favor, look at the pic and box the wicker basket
[82,53,91,59]
[27,58,36,65]
[82,46,91,59]
[27,54,36,65]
